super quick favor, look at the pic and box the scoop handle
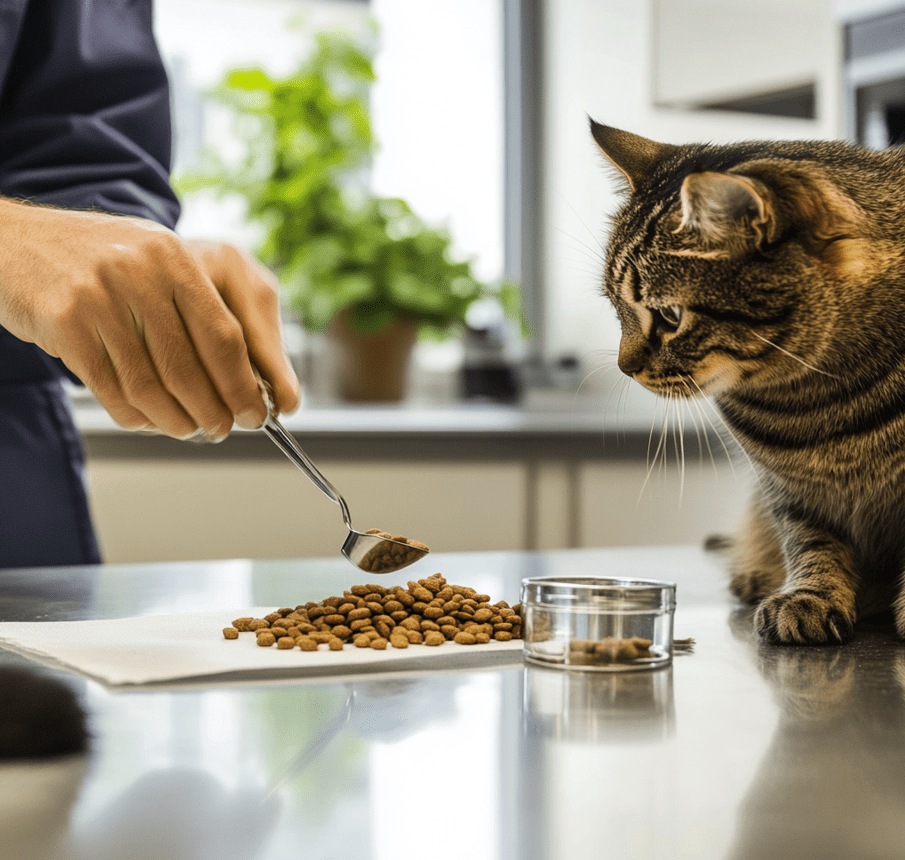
[253,369,354,529]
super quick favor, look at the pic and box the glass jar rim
[521,575,676,611]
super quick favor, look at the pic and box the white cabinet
[86,457,529,564]
[84,444,749,564]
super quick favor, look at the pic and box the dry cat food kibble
[359,530,430,573]
[568,637,655,666]
[223,573,521,653]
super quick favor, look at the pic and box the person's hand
[0,199,299,440]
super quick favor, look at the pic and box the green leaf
[224,68,275,92]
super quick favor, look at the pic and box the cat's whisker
[669,395,679,467]
[578,349,622,441]
[552,234,606,271]
[645,393,661,480]
[599,366,630,441]
[676,398,687,505]
[582,348,619,365]
[579,363,619,392]
[664,393,675,481]
[578,357,618,394]
[688,377,760,480]
[660,395,670,479]
[557,259,610,281]
[575,359,620,441]
[670,396,682,494]
[553,188,608,255]
[618,375,632,442]
[685,397,702,474]
[685,379,741,480]
[640,392,671,505]
[679,377,715,476]
[750,331,841,380]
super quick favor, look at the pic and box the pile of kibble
[223,573,522,652]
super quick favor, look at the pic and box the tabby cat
[590,120,905,644]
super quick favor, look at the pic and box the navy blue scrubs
[0,0,181,567]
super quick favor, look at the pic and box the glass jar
[520,576,676,672]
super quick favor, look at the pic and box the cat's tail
[703,533,734,554]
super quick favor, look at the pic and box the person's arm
[0,0,298,432]
[0,0,179,225]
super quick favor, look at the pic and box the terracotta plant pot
[328,309,418,402]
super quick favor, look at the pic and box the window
[154,0,504,299]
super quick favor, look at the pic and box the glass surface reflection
[523,664,675,743]
[519,665,677,860]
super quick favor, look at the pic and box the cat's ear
[676,172,775,254]
[589,120,677,191]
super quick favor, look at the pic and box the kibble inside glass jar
[521,576,676,672]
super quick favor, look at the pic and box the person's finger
[170,268,270,430]
[139,304,235,440]
[239,261,300,415]
[58,328,178,435]
[91,313,202,439]
[250,344,299,417]
[193,243,300,416]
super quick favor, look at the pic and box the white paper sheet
[0,608,524,688]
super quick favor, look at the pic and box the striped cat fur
[591,120,905,644]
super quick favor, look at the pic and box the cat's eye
[657,305,683,329]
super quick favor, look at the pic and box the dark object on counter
[0,667,88,759]
[549,354,582,390]
[459,325,522,403]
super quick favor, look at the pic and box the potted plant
[178,29,521,401]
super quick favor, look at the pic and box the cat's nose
[618,341,649,375]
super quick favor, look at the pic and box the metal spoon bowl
[254,378,429,575]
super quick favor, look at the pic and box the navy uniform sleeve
[0,0,181,382]
[0,0,180,225]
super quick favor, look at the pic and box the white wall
[543,0,842,377]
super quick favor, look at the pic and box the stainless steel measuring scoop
[254,375,429,574]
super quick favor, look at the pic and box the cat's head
[591,121,873,399]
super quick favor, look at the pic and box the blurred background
[71,0,905,564]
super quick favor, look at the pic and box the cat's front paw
[754,590,855,644]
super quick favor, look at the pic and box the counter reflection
[725,610,905,860]
[519,665,676,860]
[44,671,504,859]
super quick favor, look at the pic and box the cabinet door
[86,459,527,563]
[578,459,751,548]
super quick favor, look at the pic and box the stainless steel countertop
[2,545,899,860]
